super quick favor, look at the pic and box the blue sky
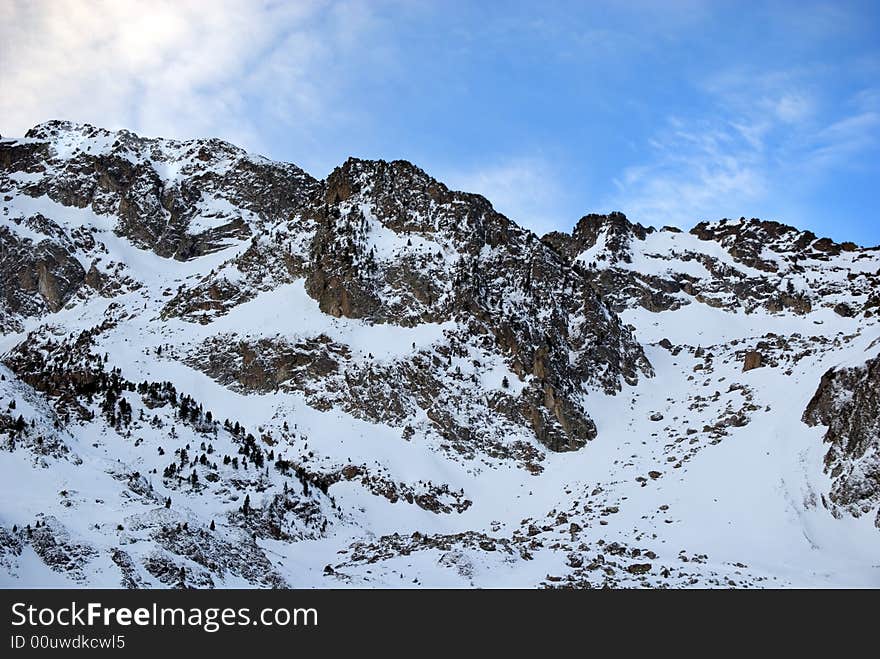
[2,0,878,243]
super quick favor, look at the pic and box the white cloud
[0,0,382,160]
[772,92,814,124]
[703,69,818,128]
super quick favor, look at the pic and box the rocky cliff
[803,352,880,527]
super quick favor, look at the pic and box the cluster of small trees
[101,382,133,428]
[138,381,218,434]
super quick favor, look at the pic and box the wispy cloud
[608,68,880,229]
[611,117,767,227]
[804,87,880,169]
[807,111,880,165]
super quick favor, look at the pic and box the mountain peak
[541,211,653,263]
[24,119,107,140]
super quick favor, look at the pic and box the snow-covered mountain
[1,120,878,588]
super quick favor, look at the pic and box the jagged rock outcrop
[691,218,855,270]
[298,159,652,451]
[803,355,880,527]
[0,225,85,321]
[544,211,653,263]
[541,213,878,316]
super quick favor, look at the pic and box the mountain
[1,120,878,588]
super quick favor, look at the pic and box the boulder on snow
[833,302,855,317]
[742,351,763,372]
[627,563,652,575]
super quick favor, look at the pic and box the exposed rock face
[1,224,85,321]
[5,120,320,259]
[834,302,855,318]
[20,517,97,583]
[192,334,348,393]
[691,219,794,272]
[742,351,763,372]
[544,211,653,263]
[160,235,311,323]
[803,356,880,527]
[298,158,654,452]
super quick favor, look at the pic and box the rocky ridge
[544,211,879,317]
